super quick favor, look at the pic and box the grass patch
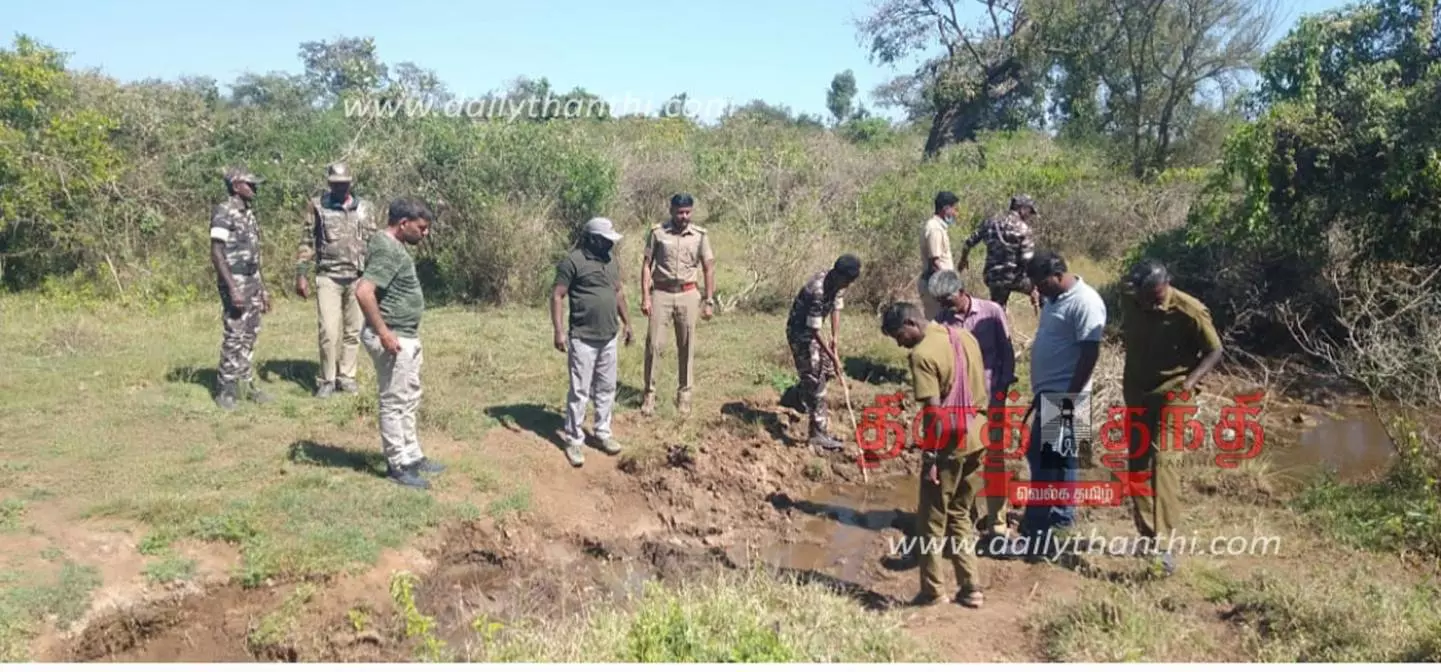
[1202,567,1441,661]
[487,487,532,520]
[143,554,197,585]
[1293,415,1441,559]
[0,561,102,661]
[247,583,318,655]
[0,500,24,532]
[1034,581,1226,662]
[470,567,925,662]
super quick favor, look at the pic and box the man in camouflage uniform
[960,194,1040,311]
[210,167,272,410]
[785,254,862,451]
[295,162,381,398]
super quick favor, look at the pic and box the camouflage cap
[326,162,353,183]
[1009,193,1038,214]
[223,167,264,185]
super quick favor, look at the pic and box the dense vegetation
[1,0,1439,404]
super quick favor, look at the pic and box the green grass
[1293,416,1441,559]
[0,288,926,650]
[469,567,927,662]
[143,554,197,585]
[1197,567,1441,662]
[0,561,102,661]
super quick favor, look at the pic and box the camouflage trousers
[787,330,836,437]
[217,277,264,386]
[984,264,1033,307]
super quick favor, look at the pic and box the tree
[858,0,1048,158]
[826,69,858,124]
[1039,0,1274,177]
[298,36,388,103]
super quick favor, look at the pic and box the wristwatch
[704,297,715,307]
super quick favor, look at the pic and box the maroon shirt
[936,297,1017,403]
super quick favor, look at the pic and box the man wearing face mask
[918,191,960,319]
[553,217,635,467]
[1119,259,1223,576]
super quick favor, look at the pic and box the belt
[653,281,697,293]
[228,261,259,276]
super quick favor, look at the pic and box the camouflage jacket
[963,210,1035,287]
[210,195,262,282]
[786,270,846,338]
[296,193,380,279]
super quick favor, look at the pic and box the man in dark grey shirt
[551,217,635,467]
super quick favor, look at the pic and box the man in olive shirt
[356,197,442,490]
[883,302,990,609]
[296,163,380,398]
[552,217,634,468]
[640,193,716,416]
[1120,259,1223,575]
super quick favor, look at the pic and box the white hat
[583,217,622,242]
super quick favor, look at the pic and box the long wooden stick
[832,351,865,484]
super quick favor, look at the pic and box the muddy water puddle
[764,476,918,581]
[1269,406,1398,488]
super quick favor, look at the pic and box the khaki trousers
[644,287,700,399]
[918,448,985,596]
[1129,394,1183,549]
[362,327,424,470]
[316,275,364,386]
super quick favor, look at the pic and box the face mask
[943,215,955,227]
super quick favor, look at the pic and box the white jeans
[564,335,619,446]
[362,327,424,469]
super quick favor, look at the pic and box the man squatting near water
[210,167,273,410]
[928,269,1017,537]
[882,301,991,608]
[1119,259,1223,576]
[296,162,380,398]
[355,197,445,490]
[551,217,634,468]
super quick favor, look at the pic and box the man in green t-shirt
[356,197,441,490]
[551,217,635,467]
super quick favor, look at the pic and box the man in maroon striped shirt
[929,269,1018,536]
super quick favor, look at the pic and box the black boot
[215,381,238,410]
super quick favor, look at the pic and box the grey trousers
[564,334,619,446]
[361,326,424,470]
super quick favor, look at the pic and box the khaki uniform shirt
[644,220,714,286]
[920,215,954,277]
[1120,287,1222,402]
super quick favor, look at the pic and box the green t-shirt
[555,247,621,341]
[361,231,424,338]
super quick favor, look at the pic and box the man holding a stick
[784,255,862,451]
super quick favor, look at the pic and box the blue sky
[10,0,1351,122]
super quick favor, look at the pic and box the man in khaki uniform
[640,193,715,415]
[883,301,989,609]
[295,163,381,398]
[919,191,960,319]
[1119,259,1224,576]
